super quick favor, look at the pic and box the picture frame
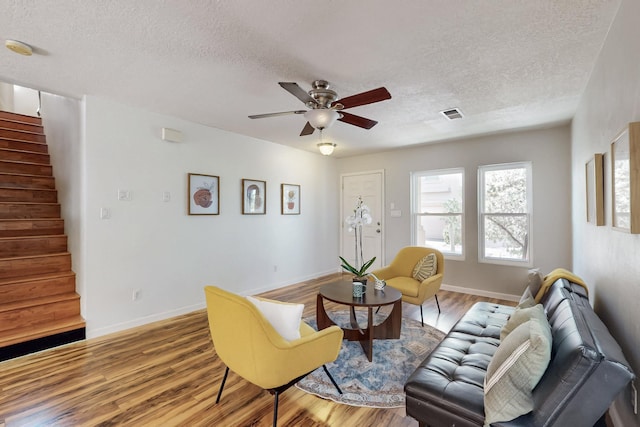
[281,183,300,215]
[242,179,266,214]
[188,173,219,215]
[585,154,604,226]
[611,122,640,233]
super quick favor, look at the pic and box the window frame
[411,167,465,260]
[477,161,533,267]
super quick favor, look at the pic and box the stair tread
[0,185,57,192]
[0,201,59,205]
[0,271,75,287]
[0,137,47,147]
[0,291,80,312]
[0,111,42,124]
[0,126,44,136]
[0,315,85,348]
[0,234,66,241]
[0,146,48,156]
[0,171,53,178]
[0,252,71,262]
[0,158,51,167]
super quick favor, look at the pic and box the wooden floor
[0,274,515,427]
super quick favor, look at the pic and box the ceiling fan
[248,80,391,136]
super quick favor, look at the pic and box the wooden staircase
[0,110,85,361]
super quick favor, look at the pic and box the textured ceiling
[0,1,620,157]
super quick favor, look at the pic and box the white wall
[39,93,85,312]
[571,0,639,424]
[338,125,572,299]
[48,95,339,338]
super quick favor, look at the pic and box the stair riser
[0,254,71,280]
[0,173,55,189]
[0,297,81,332]
[0,119,43,134]
[0,203,60,219]
[0,111,41,125]
[0,149,50,164]
[0,128,45,143]
[0,161,52,176]
[0,219,64,237]
[0,138,48,153]
[0,274,76,304]
[0,236,67,257]
[0,188,57,203]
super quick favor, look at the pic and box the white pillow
[246,296,304,341]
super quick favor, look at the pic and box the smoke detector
[5,39,33,56]
[441,108,464,120]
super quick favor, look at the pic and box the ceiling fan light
[317,142,336,156]
[305,109,340,129]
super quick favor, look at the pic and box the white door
[340,171,384,271]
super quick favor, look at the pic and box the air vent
[441,108,464,120]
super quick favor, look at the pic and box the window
[412,168,464,258]
[478,162,532,265]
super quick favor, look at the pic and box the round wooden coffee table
[316,280,402,362]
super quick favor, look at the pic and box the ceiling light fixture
[317,129,336,156]
[304,108,340,130]
[5,39,33,56]
[318,142,336,156]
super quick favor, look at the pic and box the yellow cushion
[412,253,437,282]
[386,276,421,298]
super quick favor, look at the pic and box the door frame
[339,169,386,268]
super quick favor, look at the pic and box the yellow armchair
[371,246,444,326]
[204,286,343,427]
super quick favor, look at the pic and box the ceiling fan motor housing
[308,80,338,108]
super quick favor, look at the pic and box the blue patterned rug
[295,309,445,408]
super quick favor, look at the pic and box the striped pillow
[412,253,437,282]
[484,314,552,425]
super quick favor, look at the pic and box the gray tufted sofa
[404,279,635,427]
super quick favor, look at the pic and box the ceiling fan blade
[338,111,378,129]
[279,82,317,105]
[248,110,306,119]
[335,87,391,109]
[300,122,315,136]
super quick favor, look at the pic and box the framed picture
[611,122,640,233]
[585,154,604,225]
[188,173,219,215]
[242,179,266,214]
[281,183,300,215]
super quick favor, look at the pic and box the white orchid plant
[340,196,376,278]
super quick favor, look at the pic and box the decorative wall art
[585,153,604,226]
[188,173,219,215]
[611,122,640,233]
[242,179,266,215]
[281,183,300,215]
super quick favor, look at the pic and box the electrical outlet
[273,265,278,272]
[132,289,141,301]
[632,381,637,415]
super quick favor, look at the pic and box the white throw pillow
[246,296,304,341]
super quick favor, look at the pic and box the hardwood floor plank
[0,274,516,426]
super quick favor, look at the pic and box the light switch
[100,207,111,219]
[118,189,132,201]
[162,191,171,202]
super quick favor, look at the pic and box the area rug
[295,309,445,408]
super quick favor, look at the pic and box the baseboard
[440,283,521,302]
[86,302,205,339]
[246,268,341,295]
